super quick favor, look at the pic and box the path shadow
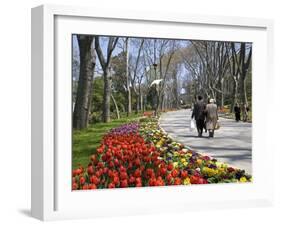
[180,135,210,139]
[220,123,252,128]
[161,125,189,129]
[214,153,252,162]
[190,146,252,152]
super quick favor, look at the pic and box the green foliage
[91,76,128,122]
[111,52,126,93]
[146,87,157,109]
[92,77,103,112]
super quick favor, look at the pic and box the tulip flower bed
[139,118,252,184]
[72,118,252,190]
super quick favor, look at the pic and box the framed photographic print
[31,4,274,221]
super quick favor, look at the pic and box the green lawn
[72,113,141,169]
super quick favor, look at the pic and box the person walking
[205,99,218,138]
[191,95,206,137]
[234,103,241,122]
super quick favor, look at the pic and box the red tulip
[174,177,182,185]
[135,158,141,167]
[90,175,100,185]
[129,176,135,184]
[135,177,142,184]
[88,184,97,189]
[120,172,128,180]
[109,161,115,168]
[79,176,86,185]
[171,169,179,178]
[134,169,141,178]
[167,163,173,171]
[181,170,188,179]
[119,165,126,172]
[121,179,128,188]
[103,167,108,174]
[95,171,102,178]
[82,184,89,190]
[113,176,120,185]
[159,167,167,176]
[114,159,119,166]
[87,166,94,175]
[97,162,104,168]
[101,154,107,162]
[72,182,78,190]
[108,182,115,188]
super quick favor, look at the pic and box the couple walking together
[191,96,219,138]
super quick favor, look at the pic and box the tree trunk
[103,69,111,123]
[85,48,96,126]
[140,94,143,112]
[237,42,251,117]
[95,36,119,123]
[125,38,132,116]
[111,94,120,119]
[143,95,146,112]
[239,71,248,120]
[239,76,246,105]
[127,88,132,116]
[85,77,94,126]
[231,78,239,112]
[159,91,165,111]
[155,87,160,116]
[134,85,141,114]
[73,36,95,130]
[135,93,140,114]
[221,78,224,108]
[172,70,179,109]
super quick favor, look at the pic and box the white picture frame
[31,4,274,221]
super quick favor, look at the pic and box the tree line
[73,35,252,130]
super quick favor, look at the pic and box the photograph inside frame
[72,34,252,190]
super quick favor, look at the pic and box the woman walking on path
[205,99,218,138]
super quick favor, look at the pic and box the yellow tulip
[173,162,178,168]
[183,178,191,185]
[239,177,247,183]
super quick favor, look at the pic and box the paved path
[159,109,252,174]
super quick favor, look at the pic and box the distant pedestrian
[234,103,241,122]
[191,96,206,137]
[205,99,218,138]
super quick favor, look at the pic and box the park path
[159,109,252,174]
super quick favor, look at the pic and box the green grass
[72,113,141,169]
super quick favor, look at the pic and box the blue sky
[72,35,252,89]
[72,34,190,79]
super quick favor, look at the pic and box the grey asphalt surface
[159,109,252,174]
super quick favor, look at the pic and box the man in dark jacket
[191,96,206,137]
[234,103,241,122]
